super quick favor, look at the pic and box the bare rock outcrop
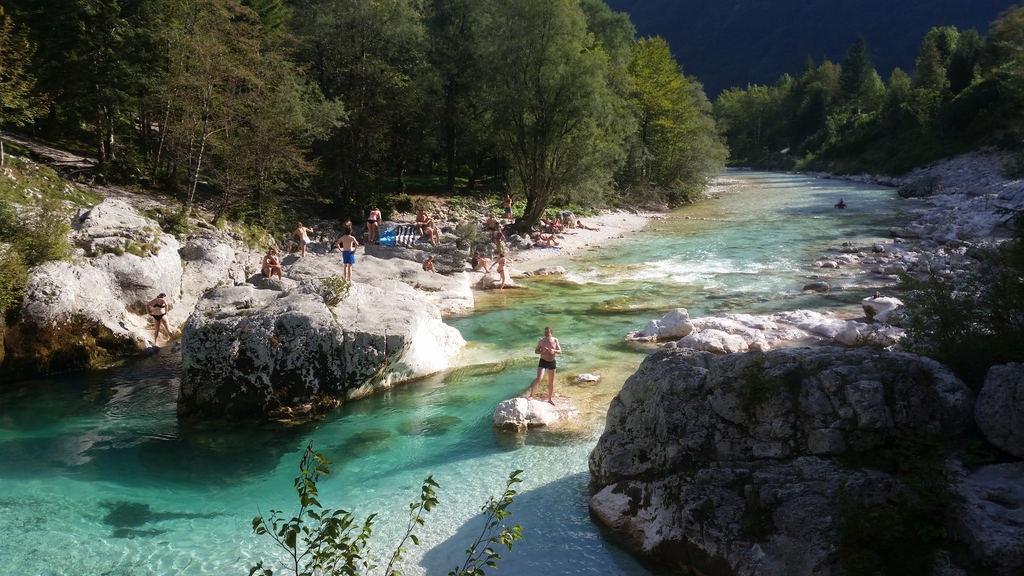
[587,347,1018,576]
[178,254,468,420]
[976,363,1024,458]
[627,309,904,352]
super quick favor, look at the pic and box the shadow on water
[418,472,650,576]
[100,500,222,539]
[0,349,314,487]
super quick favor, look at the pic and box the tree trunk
[97,103,106,166]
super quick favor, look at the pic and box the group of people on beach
[167,198,572,404]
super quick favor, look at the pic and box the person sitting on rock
[423,220,441,245]
[472,252,490,272]
[262,248,283,279]
[415,208,433,234]
[532,233,558,248]
[422,254,435,272]
[541,217,563,234]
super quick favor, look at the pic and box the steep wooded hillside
[605,0,1010,96]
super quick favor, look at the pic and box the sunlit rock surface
[178,254,468,420]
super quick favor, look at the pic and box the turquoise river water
[0,172,901,575]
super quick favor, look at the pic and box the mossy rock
[0,315,138,383]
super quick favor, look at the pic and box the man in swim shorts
[334,225,359,281]
[528,326,561,405]
[504,193,513,223]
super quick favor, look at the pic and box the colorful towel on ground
[378,224,421,247]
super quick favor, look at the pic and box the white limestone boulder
[677,328,749,354]
[635,308,694,340]
[976,363,1024,458]
[862,295,904,323]
[588,347,977,575]
[178,254,467,420]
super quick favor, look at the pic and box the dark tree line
[714,5,1024,175]
[1,0,725,229]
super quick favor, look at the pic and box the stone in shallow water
[492,396,578,432]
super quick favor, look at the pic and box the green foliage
[0,244,28,313]
[897,220,1024,389]
[837,428,953,576]
[0,194,70,314]
[480,0,633,227]
[710,6,1024,174]
[318,275,351,307]
[250,443,523,576]
[0,155,99,207]
[0,198,71,267]
[621,36,727,205]
[0,6,47,164]
[454,220,483,248]
[898,272,995,390]
[145,206,193,236]
[448,469,524,576]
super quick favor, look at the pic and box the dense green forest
[0,0,726,229]
[605,0,1009,98]
[713,5,1024,174]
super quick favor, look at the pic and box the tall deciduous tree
[294,0,426,207]
[480,0,631,228]
[423,0,484,193]
[624,36,725,202]
[0,6,45,166]
[947,28,981,95]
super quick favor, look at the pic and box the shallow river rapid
[0,172,901,575]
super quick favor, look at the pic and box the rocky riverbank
[588,347,1024,575]
[589,152,1024,574]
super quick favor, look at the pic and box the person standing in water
[148,293,173,344]
[528,326,562,405]
[334,225,359,281]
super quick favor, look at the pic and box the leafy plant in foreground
[250,442,524,576]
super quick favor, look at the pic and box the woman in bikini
[367,207,382,243]
[148,293,173,344]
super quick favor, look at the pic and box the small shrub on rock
[319,275,351,307]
